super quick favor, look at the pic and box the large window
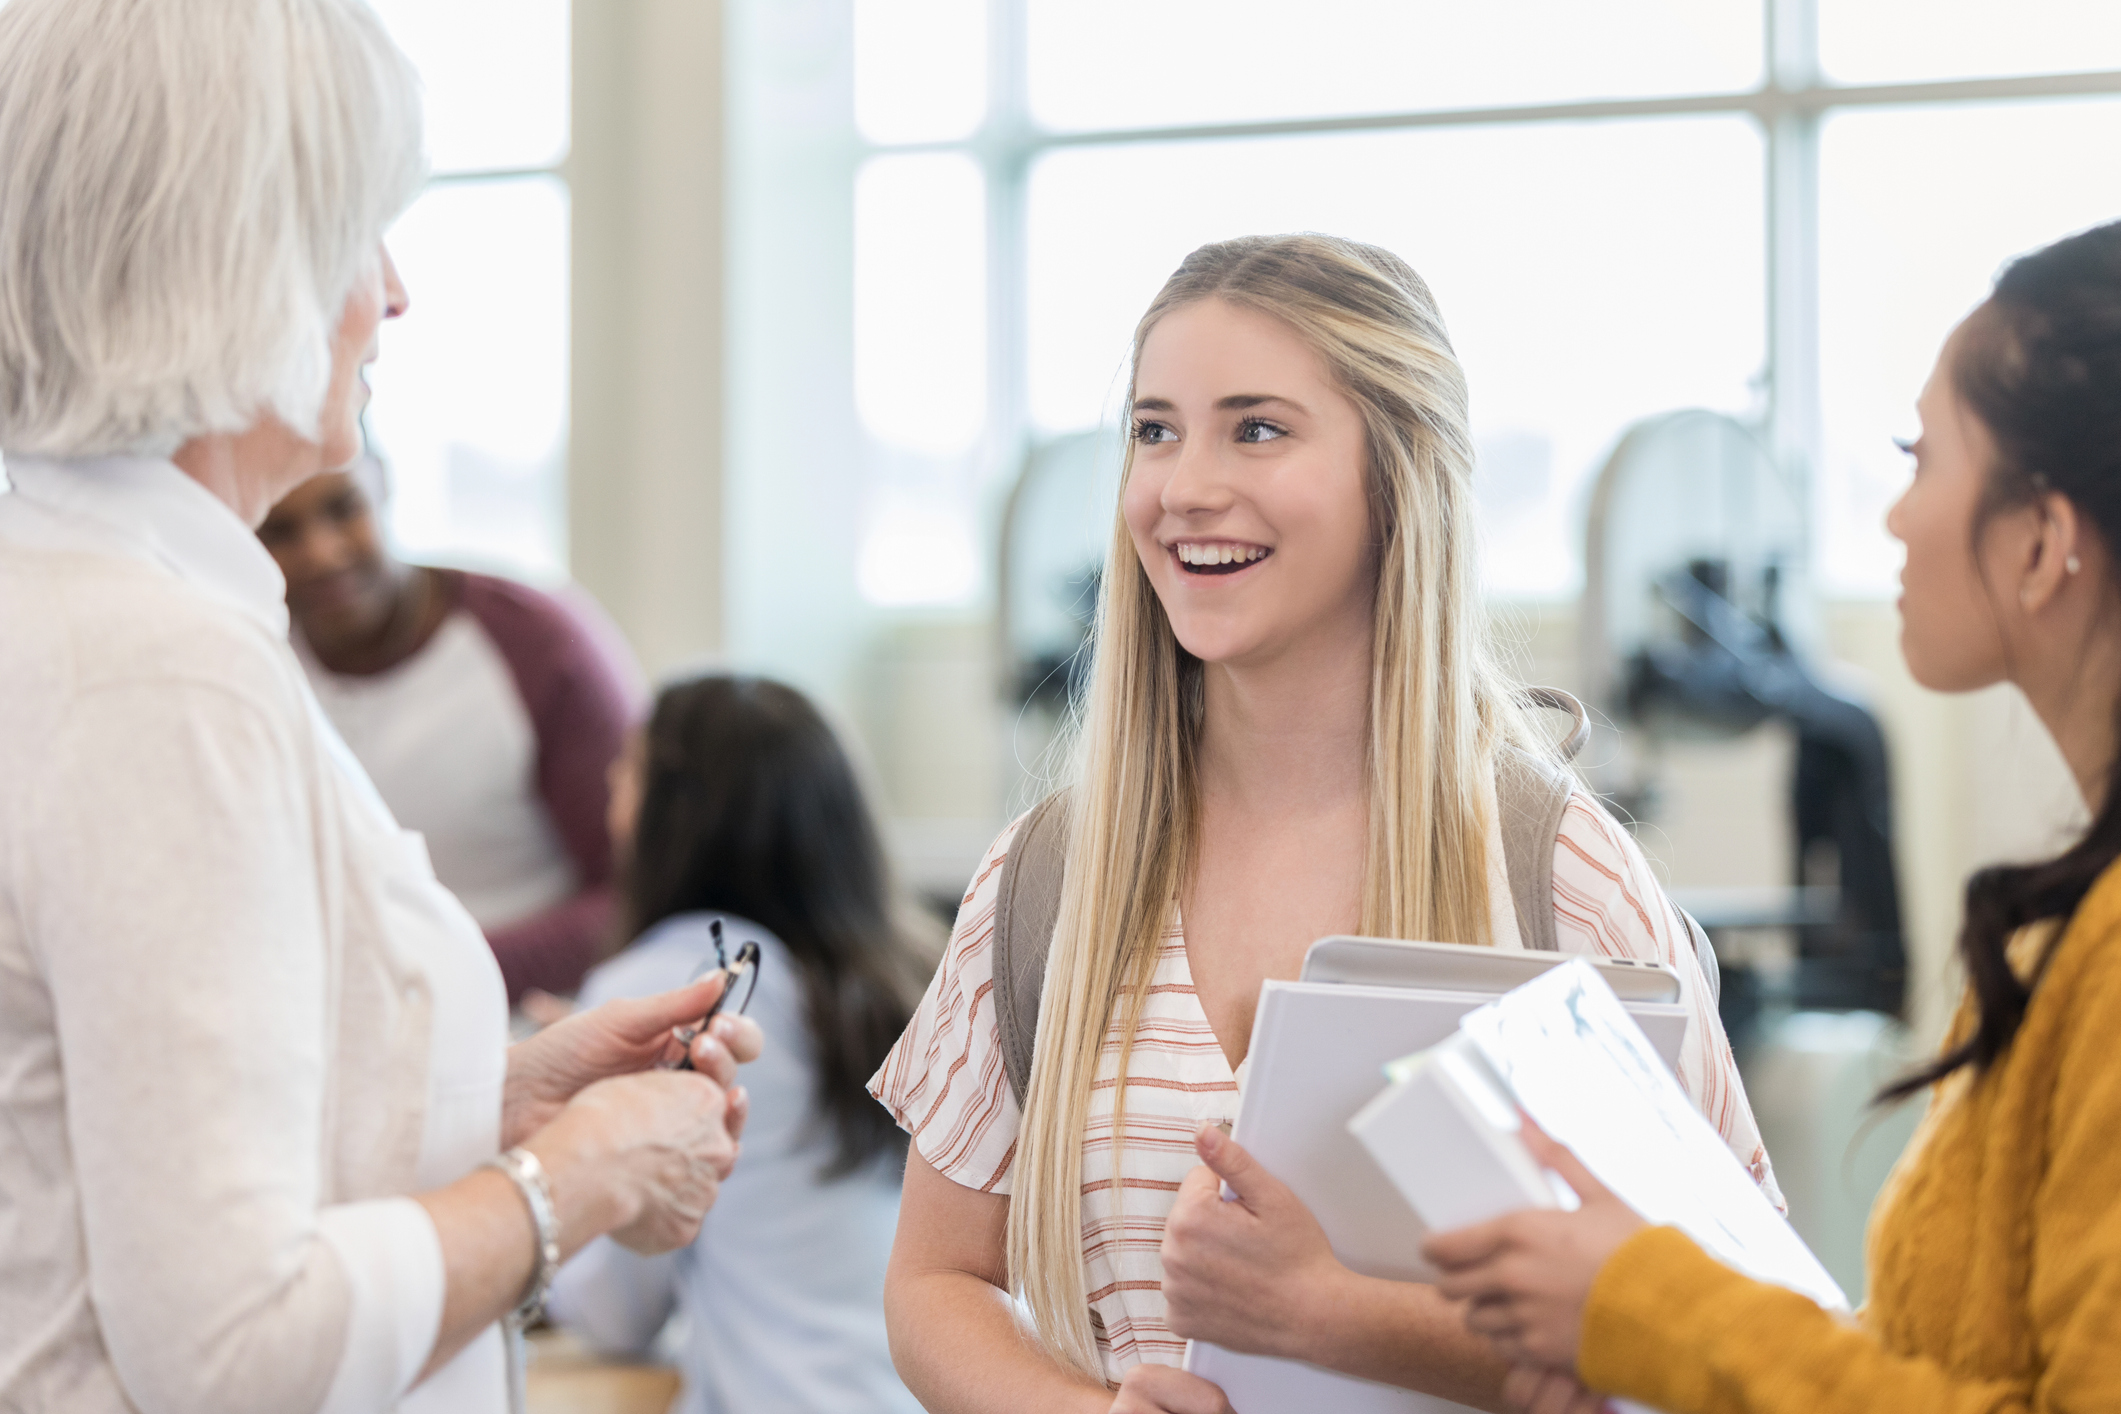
[849,0,2121,602]
[364,0,572,581]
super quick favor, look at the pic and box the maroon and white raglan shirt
[298,569,646,1003]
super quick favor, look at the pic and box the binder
[1359,960,1847,1314]
[1181,980,1688,1414]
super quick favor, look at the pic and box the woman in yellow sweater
[1425,218,2121,1413]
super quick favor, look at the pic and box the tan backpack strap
[1496,746,1575,953]
[1497,690,1723,1001]
[993,792,1070,1111]
[1519,686,1590,761]
[1499,688,1588,951]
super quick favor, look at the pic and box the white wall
[570,0,728,678]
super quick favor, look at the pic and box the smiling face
[257,467,401,651]
[1122,298,1378,672]
[1886,324,2016,693]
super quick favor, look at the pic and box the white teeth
[1174,542,1266,566]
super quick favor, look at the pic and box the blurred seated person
[549,674,935,1414]
[259,456,646,1003]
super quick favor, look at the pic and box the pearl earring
[2067,555,2083,575]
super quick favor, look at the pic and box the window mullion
[985,0,1032,483]
[1766,0,1823,555]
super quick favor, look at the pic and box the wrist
[1272,1260,1369,1362]
[522,1116,633,1254]
[501,1031,568,1150]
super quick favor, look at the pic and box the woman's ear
[2016,492,2086,615]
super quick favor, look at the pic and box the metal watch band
[485,1146,560,1328]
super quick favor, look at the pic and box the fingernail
[1198,1124,1222,1154]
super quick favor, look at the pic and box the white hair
[0,0,425,457]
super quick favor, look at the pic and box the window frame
[855,0,2121,599]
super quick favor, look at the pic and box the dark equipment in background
[998,431,1112,718]
[1582,412,1907,1043]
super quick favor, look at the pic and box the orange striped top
[869,792,1779,1385]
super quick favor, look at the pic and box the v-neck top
[869,793,1778,1384]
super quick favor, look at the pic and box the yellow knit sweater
[1580,859,2121,1414]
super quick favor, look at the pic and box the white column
[569,0,727,677]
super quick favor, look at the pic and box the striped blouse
[868,790,1780,1385]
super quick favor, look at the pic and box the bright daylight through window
[364,0,571,582]
[850,0,2121,604]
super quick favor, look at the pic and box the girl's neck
[1195,623,1372,813]
[2018,632,2121,814]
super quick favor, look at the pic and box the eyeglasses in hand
[671,918,760,1072]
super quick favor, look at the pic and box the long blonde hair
[1006,234,1542,1376]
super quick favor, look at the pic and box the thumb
[624,972,730,1039]
[1517,1113,1611,1207]
[1193,1124,1274,1210]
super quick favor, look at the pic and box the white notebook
[1181,980,1688,1414]
[1344,961,1845,1414]
[1420,959,1847,1312]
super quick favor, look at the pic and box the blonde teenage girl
[869,234,1776,1414]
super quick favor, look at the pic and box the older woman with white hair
[0,3,761,1413]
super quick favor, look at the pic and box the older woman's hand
[528,1068,742,1255]
[1160,1124,1346,1357]
[1422,1122,1645,1372]
[503,974,766,1147]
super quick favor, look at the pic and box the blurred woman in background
[551,675,933,1414]
[1427,220,2121,1413]
[260,457,646,1005]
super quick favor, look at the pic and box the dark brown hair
[623,674,933,1176]
[1881,219,2121,1102]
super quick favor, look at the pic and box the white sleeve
[25,679,443,1414]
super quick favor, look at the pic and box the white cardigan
[0,456,509,1414]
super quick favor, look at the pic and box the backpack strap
[1497,687,1590,953]
[1496,746,1576,954]
[1498,688,1721,1003]
[993,792,1069,1111]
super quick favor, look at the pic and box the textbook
[1351,959,1847,1314]
[1181,979,1689,1414]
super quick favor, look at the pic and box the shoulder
[1,543,301,717]
[1554,790,1661,900]
[1549,788,1682,960]
[964,809,1031,909]
[866,813,1032,1191]
[454,570,643,703]
[2046,861,2121,1029]
[1553,788,1644,874]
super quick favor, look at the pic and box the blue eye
[1132,418,1177,445]
[1236,418,1287,444]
